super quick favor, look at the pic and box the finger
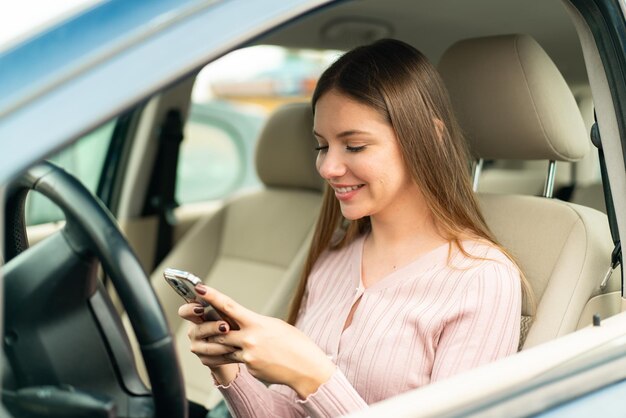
[195,285,255,326]
[192,321,231,340]
[206,329,250,349]
[222,349,244,364]
[178,303,206,324]
[190,340,238,357]
[195,354,240,368]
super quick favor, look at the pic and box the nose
[316,147,347,180]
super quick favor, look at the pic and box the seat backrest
[135,102,323,406]
[568,91,607,212]
[439,34,621,349]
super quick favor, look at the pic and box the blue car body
[2,1,626,417]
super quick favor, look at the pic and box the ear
[434,118,446,140]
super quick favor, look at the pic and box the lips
[331,184,365,201]
[335,185,363,193]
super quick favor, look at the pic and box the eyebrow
[312,129,371,139]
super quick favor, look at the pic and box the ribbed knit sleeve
[219,366,369,418]
[296,368,368,417]
[217,366,306,418]
[431,261,521,381]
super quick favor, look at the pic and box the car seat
[127,102,324,407]
[567,91,607,213]
[438,34,621,349]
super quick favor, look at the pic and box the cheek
[387,151,413,186]
[361,158,389,185]
[373,162,408,191]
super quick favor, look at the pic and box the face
[313,90,422,221]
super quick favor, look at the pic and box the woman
[179,38,532,418]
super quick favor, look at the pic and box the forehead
[313,90,389,133]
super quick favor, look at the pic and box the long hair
[287,39,534,324]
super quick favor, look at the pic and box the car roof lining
[258,0,588,87]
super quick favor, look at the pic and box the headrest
[255,103,324,192]
[438,34,588,161]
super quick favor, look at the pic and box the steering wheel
[3,162,187,418]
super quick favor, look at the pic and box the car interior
[438,33,620,347]
[133,102,325,406]
[3,0,626,417]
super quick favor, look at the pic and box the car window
[177,101,264,203]
[24,119,116,225]
[176,45,341,204]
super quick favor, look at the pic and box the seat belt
[144,109,184,269]
[591,117,623,294]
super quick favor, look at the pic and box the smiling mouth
[334,184,365,193]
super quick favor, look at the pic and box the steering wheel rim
[4,161,187,418]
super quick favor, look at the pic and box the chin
[339,208,370,222]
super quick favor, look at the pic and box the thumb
[195,284,255,326]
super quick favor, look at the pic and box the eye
[346,145,366,153]
[315,145,329,153]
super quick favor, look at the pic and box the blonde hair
[287,39,534,324]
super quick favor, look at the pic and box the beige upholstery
[569,91,607,213]
[479,194,617,347]
[570,90,599,186]
[256,103,322,192]
[135,103,323,407]
[439,34,620,349]
[439,34,589,161]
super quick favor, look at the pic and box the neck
[360,192,448,289]
[369,213,442,249]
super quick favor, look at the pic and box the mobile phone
[163,268,240,330]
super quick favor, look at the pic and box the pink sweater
[217,235,521,417]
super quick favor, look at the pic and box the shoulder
[446,239,522,290]
[453,239,517,271]
[441,241,523,319]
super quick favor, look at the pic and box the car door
[0,3,335,416]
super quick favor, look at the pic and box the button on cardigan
[217,235,521,417]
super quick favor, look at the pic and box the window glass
[176,45,341,204]
[177,102,264,203]
[24,120,116,225]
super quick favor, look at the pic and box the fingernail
[193,307,204,315]
[219,323,227,333]
[195,284,207,295]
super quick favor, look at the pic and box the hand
[193,284,336,398]
[178,303,240,385]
